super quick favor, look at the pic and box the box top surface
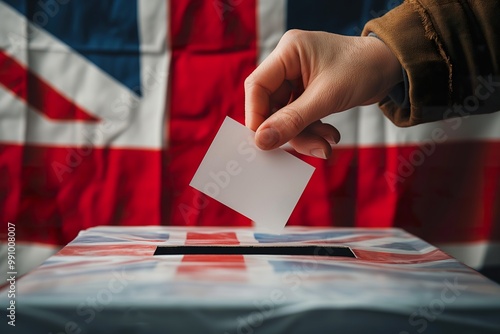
[4,226,500,333]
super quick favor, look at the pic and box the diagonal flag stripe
[0,50,99,122]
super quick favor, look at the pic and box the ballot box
[2,226,500,333]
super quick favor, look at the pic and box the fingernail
[326,134,338,146]
[310,148,327,159]
[257,128,279,149]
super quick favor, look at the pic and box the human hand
[244,30,403,158]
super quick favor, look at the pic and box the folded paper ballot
[190,116,315,230]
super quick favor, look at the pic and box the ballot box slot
[154,245,356,258]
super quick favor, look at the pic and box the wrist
[367,35,403,90]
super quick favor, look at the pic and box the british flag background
[0,0,499,280]
[1,226,500,332]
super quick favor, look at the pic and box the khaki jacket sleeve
[363,0,500,126]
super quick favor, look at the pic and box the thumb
[254,80,337,150]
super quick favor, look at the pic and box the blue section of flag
[73,231,170,244]
[268,260,342,273]
[3,0,142,96]
[254,231,365,243]
[373,240,428,252]
[3,0,26,14]
[75,235,130,243]
[287,0,403,36]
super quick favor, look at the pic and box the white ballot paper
[190,116,315,230]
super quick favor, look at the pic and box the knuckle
[282,107,306,133]
[281,29,306,48]
[244,75,255,89]
[283,29,304,41]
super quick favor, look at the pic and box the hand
[244,30,403,158]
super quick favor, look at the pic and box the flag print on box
[1,226,499,333]
[0,0,499,277]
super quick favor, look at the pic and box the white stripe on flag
[159,228,188,246]
[138,0,170,149]
[4,5,132,119]
[236,230,278,285]
[257,0,286,65]
[322,104,500,147]
[0,85,27,144]
[0,1,169,149]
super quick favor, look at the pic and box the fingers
[307,121,341,146]
[255,120,341,160]
[254,79,338,150]
[289,121,340,159]
[289,133,331,159]
[244,80,272,132]
[244,32,302,131]
[245,30,345,158]
[244,58,287,131]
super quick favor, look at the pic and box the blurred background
[0,0,499,282]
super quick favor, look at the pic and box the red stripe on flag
[0,144,162,245]
[177,231,246,276]
[57,244,157,257]
[1,140,499,247]
[285,141,500,244]
[184,231,242,245]
[0,51,99,122]
[165,0,257,228]
[353,248,452,264]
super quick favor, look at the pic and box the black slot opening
[154,245,356,258]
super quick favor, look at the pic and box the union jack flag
[0,0,499,278]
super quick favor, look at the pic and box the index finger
[244,39,301,131]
